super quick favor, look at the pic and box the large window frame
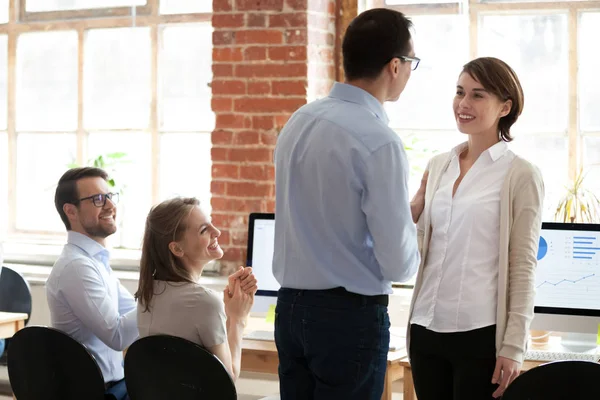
[2,0,212,248]
[366,0,600,185]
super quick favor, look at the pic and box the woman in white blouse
[408,57,544,399]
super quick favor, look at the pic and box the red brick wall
[211,0,336,273]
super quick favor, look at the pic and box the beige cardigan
[406,151,545,364]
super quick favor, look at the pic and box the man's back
[273,83,419,296]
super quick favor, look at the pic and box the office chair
[7,326,107,400]
[502,360,600,400]
[0,265,33,365]
[125,335,237,400]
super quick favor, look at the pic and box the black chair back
[503,360,600,400]
[125,335,237,400]
[0,266,32,325]
[7,326,106,400]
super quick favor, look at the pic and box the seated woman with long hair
[135,197,257,381]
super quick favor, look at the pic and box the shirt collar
[451,140,508,162]
[328,82,390,125]
[67,231,110,268]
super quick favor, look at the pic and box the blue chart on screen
[537,236,548,260]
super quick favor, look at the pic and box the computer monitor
[530,222,600,351]
[246,212,279,314]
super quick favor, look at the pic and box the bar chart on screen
[535,231,600,311]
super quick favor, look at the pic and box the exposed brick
[274,114,290,128]
[285,29,307,44]
[227,182,272,198]
[266,199,276,213]
[211,130,233,145]
[261,132,278,145]
[234,131,260,145]
[221,247,245,263]
[247,81,271,95]
[213,31,235,45]
[268,45,307,61]
[240,165,274,180]
[234,97,305,113]
[213,47,243,62]
[229,148,272,163]
[212,64,233,77]
[247,13,267,27]
[211,181,227,196]
[211,146,230,162]
[237,0,284,11]
[244,46,268,61]
[212,80,246,95]
[211,97,233,112]
[212,163,239,179]
[212,198,264,213]
[252,116,274,130]
[212,13,245,28]
[235,29,284,45]
[285,0,307,10]
[212,213,248,230]
[234,63,307,78]
[272,80,307,96]
[216,114,246,129]
[269,13,307,28]
[218,230,231,246]
[214,0,233,11]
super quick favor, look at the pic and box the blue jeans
[274,288,390,400]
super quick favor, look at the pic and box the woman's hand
[223,278,253,320]
[227,266,258,296]
[491,356,520,398]
[410,170,428,223]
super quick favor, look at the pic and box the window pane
[479,14,568,134]
[580,13,600,132]
[0,0,7,24]
[85,28,151,130]
[160,24,213,132]
[0,35,8,130]
[88,132,151,249]
[583,136,600,202]
[16,133,76,232]
[160,0,210,14]
[511,136,568,221]
[0,132,7,239]
[27,0,145,12]
[159,132,212,207]
[17,31,78,132]
[399,130,464,195]
[386,15,468,130]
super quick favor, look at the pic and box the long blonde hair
[135,197,199,312]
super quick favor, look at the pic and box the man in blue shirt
[47,168,137,400]
[273,8,421,399]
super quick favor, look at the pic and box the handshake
[223,267,258,320]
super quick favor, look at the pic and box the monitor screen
[247,213,279,296]
[535,223,600,316]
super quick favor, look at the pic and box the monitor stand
[559,332,598,353]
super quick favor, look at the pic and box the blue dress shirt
[46,231,138,382]
[273,82,420,296]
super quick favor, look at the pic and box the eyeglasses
[76,192,119,208]
[399,55,420,71]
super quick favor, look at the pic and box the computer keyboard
[525,349,600,362]
[243,330,275,342]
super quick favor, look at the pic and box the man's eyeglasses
[76,192,119,208]
[399,56,420,71]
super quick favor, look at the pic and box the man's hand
[410,170,428,223]
[491,356,520,398]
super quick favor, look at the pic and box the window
[1,3,213,255]
[374,0,600,221]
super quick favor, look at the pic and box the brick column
[211,0,336,273]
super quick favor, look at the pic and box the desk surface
[0,312,28,324]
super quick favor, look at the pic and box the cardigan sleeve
[499,163,545,363]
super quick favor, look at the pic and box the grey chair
[125,335,236,400]
[502,360,600,400]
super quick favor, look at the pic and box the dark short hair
[54,167,109,230]
[342,8,413,81]
[461,57,524,142]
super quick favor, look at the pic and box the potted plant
[554,167,600,224]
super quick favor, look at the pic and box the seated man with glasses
[47,167,136,400]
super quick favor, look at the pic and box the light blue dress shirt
[46,231,138,383]
[273,82,420,296]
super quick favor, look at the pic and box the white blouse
[411,141,516,332]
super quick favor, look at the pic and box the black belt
[105,379,122,390]
[318,287,389,306]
